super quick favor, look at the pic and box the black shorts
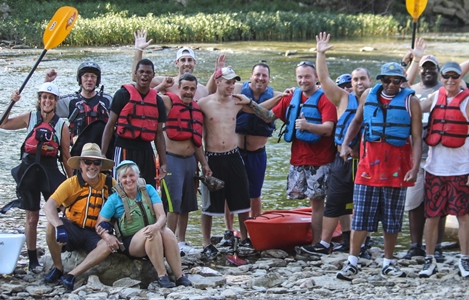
[324,153,357,218]
[114,144,157,187]
[60,218,101,253]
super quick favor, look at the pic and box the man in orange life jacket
[155,73,212,256]
[337,62,422,281]
[43,143,118,292]
[45,62,113,140]
[101,59,168,187]
[418,62,469,278]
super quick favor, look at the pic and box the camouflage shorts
[286,164,331,200]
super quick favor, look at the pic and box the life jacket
[236,82,276,137]
[21,111,62,158]
[69,90,109,137]
[164,92,203,147]
[65,173,113,229]
[425,87,469,148]
[116,84,159,142]
[112,178,156,238]
[279,88,324,143]
[334,93,361,147]
[363,84,413,147]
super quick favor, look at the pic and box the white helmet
[38,82,60,97]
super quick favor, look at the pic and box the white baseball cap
[176,48,195,60]
[215,67,241,81]
[38,82,60,97]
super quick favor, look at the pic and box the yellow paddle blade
[406,0,428,22]
[43,6,78,50]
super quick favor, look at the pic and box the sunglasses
[297,61,315,68]
[340,84,352,89]
[441,74,460,80]
[381,77,403,85]
[82,159,102,166]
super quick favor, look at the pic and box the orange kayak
[245,207,342,251]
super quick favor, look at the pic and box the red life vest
[116,84,159,142]
[425,87,469,148]
[69,96,109,138]
[164,92,203,147]
[22,112,61,158]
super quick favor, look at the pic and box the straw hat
[67,143,114,171]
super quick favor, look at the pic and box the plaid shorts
[286,164,331,200]
[352,184,407,233]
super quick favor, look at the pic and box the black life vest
[69,90,109,137]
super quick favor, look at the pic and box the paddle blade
[406,0,428,22]
[43,6,78,50]
[226,254,247,266]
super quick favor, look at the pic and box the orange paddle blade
[406,0,428,22]
[43,6,78,50]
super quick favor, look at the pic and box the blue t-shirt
[100,184,161,219]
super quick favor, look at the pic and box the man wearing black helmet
[45,62,113,141]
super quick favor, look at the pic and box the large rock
[43,251,159,288]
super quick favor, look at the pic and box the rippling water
[1,37,467,248]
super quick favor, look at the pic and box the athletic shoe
[44,267,63,283]
[301,242,332,255]
[403,245,426,259]
[359,246,372,260]
[333,242,349,253]
[418,257,438,278]
[179,243,200,256]
[176,275,192,286]
[434,247,445,263]
[219,230,233,247]
[459,257,469,278]
[382,263,406,277]
[239,238,253,249]
[60,274,76,292]
[202,244,219,258]
[336,262,359,281]
[156,275,175,288]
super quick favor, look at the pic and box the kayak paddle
[406,0,428,49]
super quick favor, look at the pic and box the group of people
[1,28,469,292]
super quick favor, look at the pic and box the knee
[26,211,40,225]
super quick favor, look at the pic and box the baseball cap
[440,61,462,75]
[419,55,439,67]
[215,67,241,81]
[376,62,407,82]
[176,48,195,60]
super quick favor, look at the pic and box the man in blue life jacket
[337,62,422,281]
[300,32,373,256]
[233,62,337,248]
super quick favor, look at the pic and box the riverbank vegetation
[1,0,433,46]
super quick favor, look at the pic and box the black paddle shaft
[0,49,48,125]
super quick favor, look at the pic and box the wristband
[98,221,114,234]
[55,225,69,243]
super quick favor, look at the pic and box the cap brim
[67,156,114,171]
[220,75,241,81]
[376,74,407,82]
[441,67,462,75]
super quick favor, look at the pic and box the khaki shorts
[404,160,425,211]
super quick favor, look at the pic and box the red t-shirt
[272,90,337,166]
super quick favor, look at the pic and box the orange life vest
[116,84,159,142]
[425,87,469,148]
[164,92,203,147]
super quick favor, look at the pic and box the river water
[0,37,467,250]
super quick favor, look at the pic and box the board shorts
[424,172,469,218]
[60,218,101,254]
[238,146,267,199]
[161,152,198,214]
[352,184,406,233]
[286,164,331,201]
[404,159,426,211]
[324,153,357,218]
[114,145,157,187]
[201,148,250,216]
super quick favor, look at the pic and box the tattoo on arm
[250,101,277,122]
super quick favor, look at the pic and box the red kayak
[245,207,342,251]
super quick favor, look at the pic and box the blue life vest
[363,84,414,146]
[334,93,360,147]
[236,82,276,137]
[282,88,323,143]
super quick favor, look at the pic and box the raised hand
[134,29,153,51]
[411,37,426,61]
[45,69,57,82]
[10,90,20,102]
[215,54,226,71]
[316,32,334,54]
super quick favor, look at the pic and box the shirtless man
[132,29,211,100]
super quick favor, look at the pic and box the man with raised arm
[300,32,373,255]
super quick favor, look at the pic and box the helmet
[38,82,60,97]
[77,61,101,87]
[335,74,352,86]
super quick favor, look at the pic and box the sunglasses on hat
[297,61,315,68]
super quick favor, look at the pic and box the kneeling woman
[97,160,191,288]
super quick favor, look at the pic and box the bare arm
[233,94,278,123]
[315,32,347,107]
[420,92,436,113]
[340,89,367,160]
[194,145,212,176]
[131,29,152,82]
[101,111,118,157]
[154,123,167,179]
[60,123,73,177]
[259,90,291,109]
[406,38,426,85]
[295,116,335,136]
[206,55,226,94]
[43,198,64,228]
[405,96,423,182]
[0,91,29,129]
[461,59,469,78]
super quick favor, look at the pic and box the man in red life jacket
[337,62,422,281]
[418,62,469,278]
[101,59,167,187]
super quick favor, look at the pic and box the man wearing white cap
[132,30,209,100]
[419,61,469,278]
